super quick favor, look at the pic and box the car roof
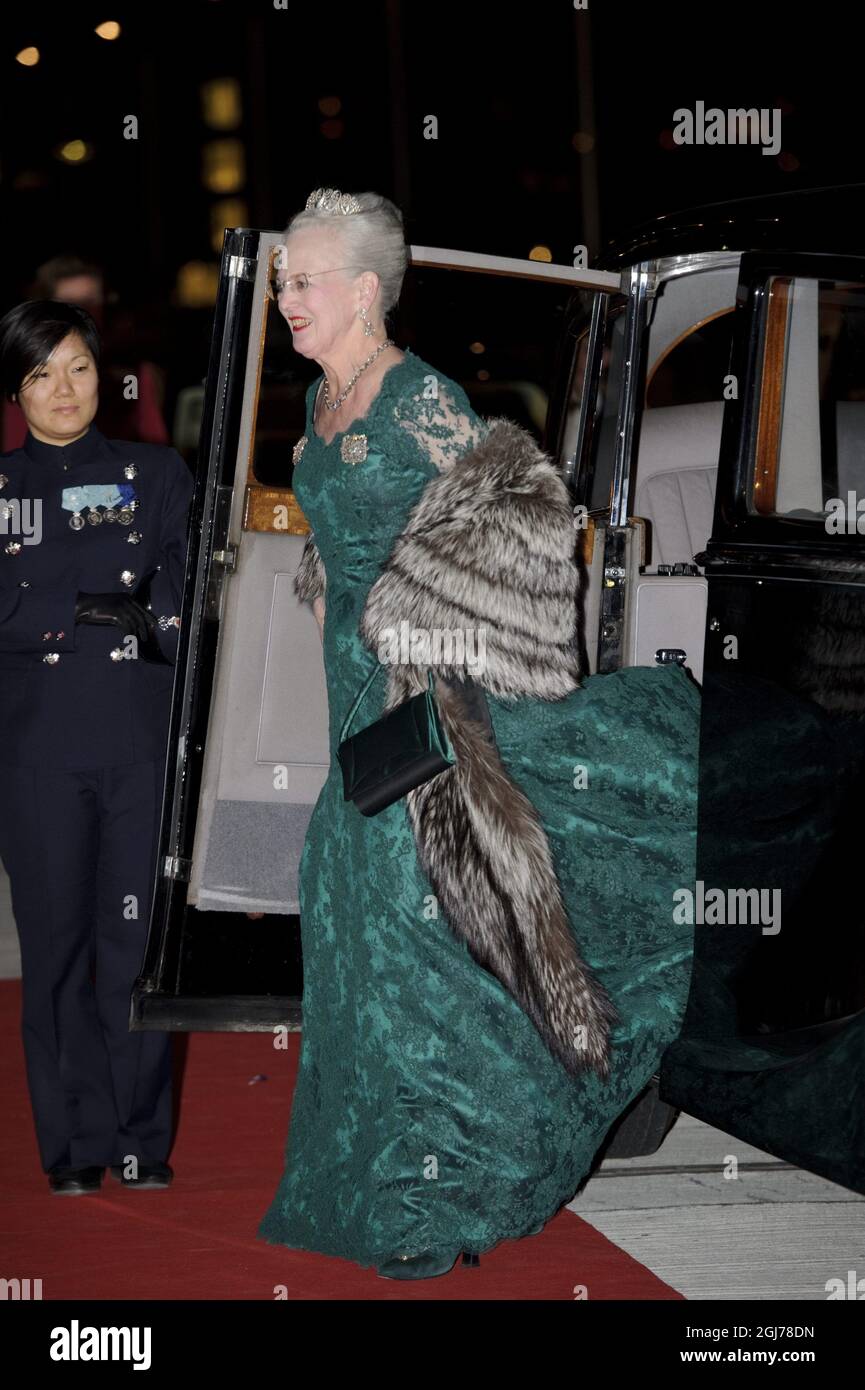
[597,182,865,269]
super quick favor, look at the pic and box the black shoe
[48,1165,104,1195]
[377,1248,480,1280]
[108,1161,173,1190]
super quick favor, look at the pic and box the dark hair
[0,300,101,400]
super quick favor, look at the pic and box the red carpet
[0,979,682,1300]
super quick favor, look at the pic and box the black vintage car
[133,183,865,1194]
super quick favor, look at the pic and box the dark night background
[2,0,864,443]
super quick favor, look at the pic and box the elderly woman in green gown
[257,187,698,1281]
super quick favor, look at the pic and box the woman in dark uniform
[0,300,194,1194]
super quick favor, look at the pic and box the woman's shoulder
[103,436,190,480]
[101,439,193,510]
[382,349,489,469]
[388,349,475,413]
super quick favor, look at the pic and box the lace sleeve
[392,378,488,473]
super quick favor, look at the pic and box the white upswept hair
[284,190,409,319]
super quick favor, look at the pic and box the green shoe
[377,1249,479,1280]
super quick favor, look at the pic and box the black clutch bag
[337,665,456,817]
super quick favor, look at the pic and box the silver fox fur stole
[294,418,619,1079]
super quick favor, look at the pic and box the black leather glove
[75,592,153,638]
[74,588,169,664]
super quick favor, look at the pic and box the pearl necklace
[322,338,395,411]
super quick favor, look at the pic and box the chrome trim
[564,292,608,497]
[655,648,688,665]
[610,262,650,527]
[653,250,743,284]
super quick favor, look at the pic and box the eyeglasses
[267,266,361,300]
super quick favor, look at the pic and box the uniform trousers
[0,761,172,1171]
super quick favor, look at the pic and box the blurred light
[201,78,242,130]
[476,369,490,381]
[318,95,341,117]
[571,131,595,154]
[175,261,219,308]
[320,119,345,140]
[528,246,552,262]
[94,20,121,40]
[469,341,485,355]
[56,140,93,164]
[659,129,676,150]
[202,139,245,193]
[210,199,248,252]
[15,47,40,66]
[13,169,48,190]
[778,151,800,172]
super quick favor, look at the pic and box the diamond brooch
[340,434,368,465]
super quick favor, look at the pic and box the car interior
[566,258,741,683]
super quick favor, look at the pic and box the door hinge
[212,546,238,573]
[164,855,191,881]
[226,254,256,282]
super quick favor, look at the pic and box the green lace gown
[257,349,699,1270]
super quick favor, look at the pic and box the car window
[646,310,735,408]
[559,295,627,512]
[748,275,865,519]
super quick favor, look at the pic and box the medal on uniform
[116,482,136,524]
[62,486,87,529]
[61,482,137,528]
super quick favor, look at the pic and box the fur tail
[406,676,619,1079]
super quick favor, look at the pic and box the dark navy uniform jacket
[0,425,194,769]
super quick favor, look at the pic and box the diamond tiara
[305,187,362,215]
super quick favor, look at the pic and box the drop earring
[359,306,376,337]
